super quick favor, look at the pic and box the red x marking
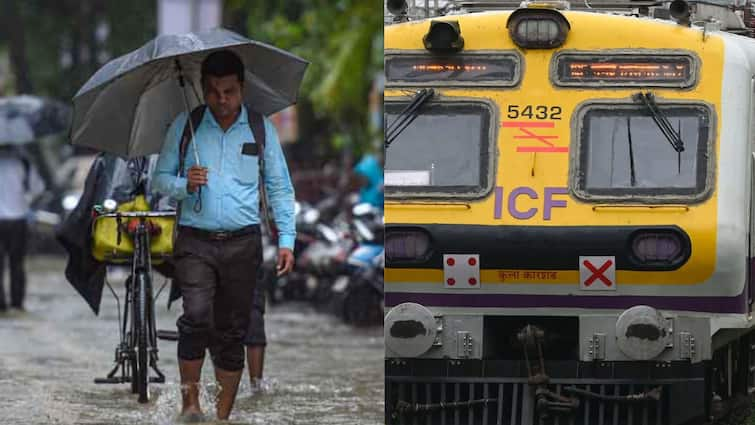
[583,259,613,287]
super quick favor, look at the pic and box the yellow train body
[386,12,725,288]
[384,7,755,423]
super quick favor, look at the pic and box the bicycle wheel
[125,277,138,394]
[135,270,150,403]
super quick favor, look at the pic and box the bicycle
[91,199,175,403]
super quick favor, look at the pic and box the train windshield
[576,104,712,201]
[384,100,493,197]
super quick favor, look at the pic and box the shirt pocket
[235,143,260,183]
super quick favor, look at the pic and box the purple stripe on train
[385,290,748,314]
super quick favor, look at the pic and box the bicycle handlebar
[95,211,177,219]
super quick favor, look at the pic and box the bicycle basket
[91,195,175,264]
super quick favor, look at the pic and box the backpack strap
[248,107,266,152]
[246,107,279,242]
[178,105,207,178]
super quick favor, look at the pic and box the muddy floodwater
[0,257,384,424]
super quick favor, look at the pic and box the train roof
[386,0,755,37]
[386,7,755,51]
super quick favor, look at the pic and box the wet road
[0,257,384,424]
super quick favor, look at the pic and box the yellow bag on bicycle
[91,195,176,264]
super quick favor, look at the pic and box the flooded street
[0,257,384,425]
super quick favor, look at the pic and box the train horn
[669,0,691,26]
[387,0,408,15]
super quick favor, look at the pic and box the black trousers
[0,219,27,309]
[173,225,262,371]
[243,273,267,347]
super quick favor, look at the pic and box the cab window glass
[385,101,493,197]
[576,104,712,201]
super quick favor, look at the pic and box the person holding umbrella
[70,28,307,418]
[0,95,66,312]
[0,146,45,312]
[153,50,296,421]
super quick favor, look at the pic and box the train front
[384,4,755,424]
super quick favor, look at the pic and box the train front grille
[386,379,674,425]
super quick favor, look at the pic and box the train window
[384,100,494,198]
[385,52,521,87]
[552,52,697,88]
[573,103,713,202]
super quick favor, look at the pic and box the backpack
[176,105,278,240]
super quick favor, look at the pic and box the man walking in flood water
[153,50,295,421]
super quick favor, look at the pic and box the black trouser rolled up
[0,218,27,309]
[173,225,262,371]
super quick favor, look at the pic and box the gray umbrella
[0,95,70,145]
[71,28,308,158]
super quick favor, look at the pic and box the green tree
[0,0,156,100]
[225,0,383,157]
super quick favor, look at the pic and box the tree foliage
[0,0,156,100]
[225,0,383,155]
[0,0,382,157]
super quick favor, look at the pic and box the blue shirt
[152,105,296,249]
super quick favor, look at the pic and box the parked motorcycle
[325,203,384,326]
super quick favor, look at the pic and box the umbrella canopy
[71,28,308,158]
[0,95,70,145]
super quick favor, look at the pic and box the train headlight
[385,228,432,263]
[616,305,671,360]
[506,8,570,49]
[385,303,438,357]
[423,20,465,53]
[629,229,688,267]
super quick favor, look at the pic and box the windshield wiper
[385,88,435,147]
[633,91,685,172]
[626,116,637,186]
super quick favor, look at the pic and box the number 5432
[507,105,562,120]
